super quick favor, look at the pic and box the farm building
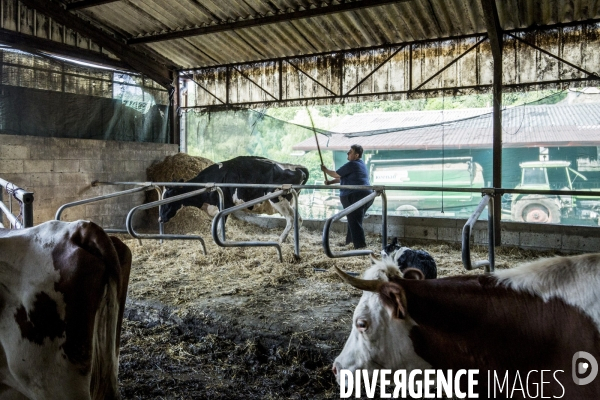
[2,0,600,398]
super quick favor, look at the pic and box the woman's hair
[351,144,364,158]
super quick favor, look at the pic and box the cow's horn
[333,266,382,292]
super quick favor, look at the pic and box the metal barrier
[0,177,34,229]
[155,184,226,245]
[211,186,299,262]
[322,188,386,258]
[55,185,157,233]
[462,193,495,273]
[125,185,225,254]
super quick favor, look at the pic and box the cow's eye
[356,319,369,332]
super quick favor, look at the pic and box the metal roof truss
[183,23,600,110]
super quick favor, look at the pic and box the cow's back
[0,220,131,400]
[193,156,308,185]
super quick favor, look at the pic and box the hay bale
[147,153,214,183]
[143,153,214,222]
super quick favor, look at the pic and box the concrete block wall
[365,215,600,253]
[236,213,600,254]
[0,134,177,228]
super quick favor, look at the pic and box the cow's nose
[332,361,341,376]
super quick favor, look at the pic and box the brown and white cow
[0,220,131,400]
[333,254,600,398]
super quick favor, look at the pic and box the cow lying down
[159,156,309,243]
[0,220,131,400]
[333,253,600,398]
[383,236,437,279]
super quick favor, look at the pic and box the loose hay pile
[117,214,562,399]
[147,153,214,183]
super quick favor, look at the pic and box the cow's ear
[403,268,424,281]
[379,282,407,319]
[370,254,380,265]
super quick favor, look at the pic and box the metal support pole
[462,194,495,272]
[380,190,387,251]
[292,188,300,259]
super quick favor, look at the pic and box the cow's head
[332,256,431,383]
[159,187,185,223]
[383,237,401,257]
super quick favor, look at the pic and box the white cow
[333,253,600,398]
[0,220,131,399]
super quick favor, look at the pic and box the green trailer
[368,157,485,217]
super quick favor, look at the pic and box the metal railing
[211,186,299,262]
[322,188,386,258]
[462,193,495,273]
[55,184,158,234]
[125,185,225,254]
[66,179,600,266]
[0,177,34,229]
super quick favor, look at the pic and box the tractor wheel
[512,196,561,224]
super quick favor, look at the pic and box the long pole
[306,107,329,182]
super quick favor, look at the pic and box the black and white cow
[159,156,309,243]
[383,237,437,279]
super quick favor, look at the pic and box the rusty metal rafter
[127,0,413,45]
[506,32,599,79]
[183,73,226,104]
[231,65,278,101]
[65,0,121,10]
[413,37,487,91]
[344,45,406,96]
[182,24,600,109]
[285,59,337,96]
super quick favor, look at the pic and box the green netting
[184,89,600,224]
[0,48,170,143]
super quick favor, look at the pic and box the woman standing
[321,144,373,249]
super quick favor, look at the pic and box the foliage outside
[185,90,567,181]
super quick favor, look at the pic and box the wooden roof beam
[128,0,412,45]
[19,0,174,88]
[66,0,122,11]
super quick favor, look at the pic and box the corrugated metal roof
[292,101,600,151]
[64,0,600,70]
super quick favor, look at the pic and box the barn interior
[2,0,600,398]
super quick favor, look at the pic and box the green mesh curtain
[0,48,170,143]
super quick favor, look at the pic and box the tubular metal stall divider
[126,185,225,255]
[0,177,34,229]
[462,193,495,273]
[156,183,225,245]
[211,186,299,262]
[322,188,385,259]
[55,185,155,234]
